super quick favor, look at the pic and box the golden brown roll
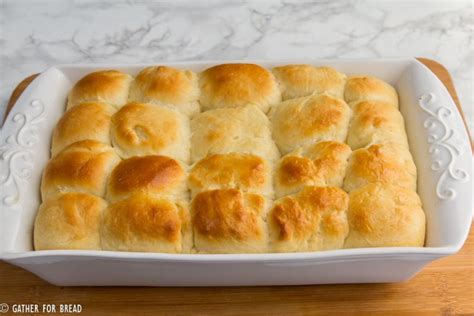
[269,186,349,252]
[128,66,200,117]
[67,70,133,109]
[271,94,351,154]
[344,76,399,108]
[191,189,268,253]
[51,102,116,156]
[343,143,417,192]
[190,105,280,162]
[188,153,273,198]
[34,192,106,250]
[199,63,281,113]
[275,141,351,197]
[41,140,121,199]
[110,102,190,162]
[275,156,321,197]
[107,155,187,202]
[344,183,426,248]
[101,192,189,253]
[347,100,409,150]
[272,65,346,100]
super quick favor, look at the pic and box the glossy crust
[344,183,426,248]
[41,140,121,199]
[190,105,279,162]
[110,102,190,162]
[101,192,188,253]
[128,66,200,117]
[199,63,281,113]
[191,189,268,253]
[275,141,351,197]
[51,102,116,156]
[188,153,273,198]
[269,186,349,252]
[343,143,417,192]
[67,70,133,109]
[107,155,187,202]
[347,100,409,149]
[272,65,346,100]
[34,193,106,250]
[271,94,351,154]
[344,76,399,108]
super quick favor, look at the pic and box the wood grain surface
[0,58,472,315]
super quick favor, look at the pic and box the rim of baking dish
[0,244,462,262]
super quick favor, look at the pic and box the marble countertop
[0,0,472,135]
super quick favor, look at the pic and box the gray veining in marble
[0,0,472,135]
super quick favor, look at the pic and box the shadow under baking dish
[0,58,471,286]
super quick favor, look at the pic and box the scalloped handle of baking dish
[0,67,71,255]
[397,59,473,251]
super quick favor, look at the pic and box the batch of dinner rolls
[34,63,426,253]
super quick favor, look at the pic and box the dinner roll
[34,192,106,250]
[343,143,417,192]
[107,155,187,202]
[275,141,351,197]
[344,183,425,248]
[275,156,322,197]
[272,65,346,100]
[191,189,268,253]
[41,140,121,199]
[269,186,349,252]
[67,70,132,109]
[271,94,351,154]
[191,105,279,162]
[199,63,281,113]
[51,102,115,156]
[188,153,273,198]
[347,100,409,150]
[344,76,399,108]
[111,102,190,162]
[101,192,189,253]
[129,66,200,117]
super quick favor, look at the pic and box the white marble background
[0,0,472,135]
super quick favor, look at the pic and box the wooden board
[0,58,472,315]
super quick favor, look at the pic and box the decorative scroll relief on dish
[418,93,469,200]
[0,99,45,206]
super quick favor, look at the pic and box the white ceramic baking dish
[0,59,472,286]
